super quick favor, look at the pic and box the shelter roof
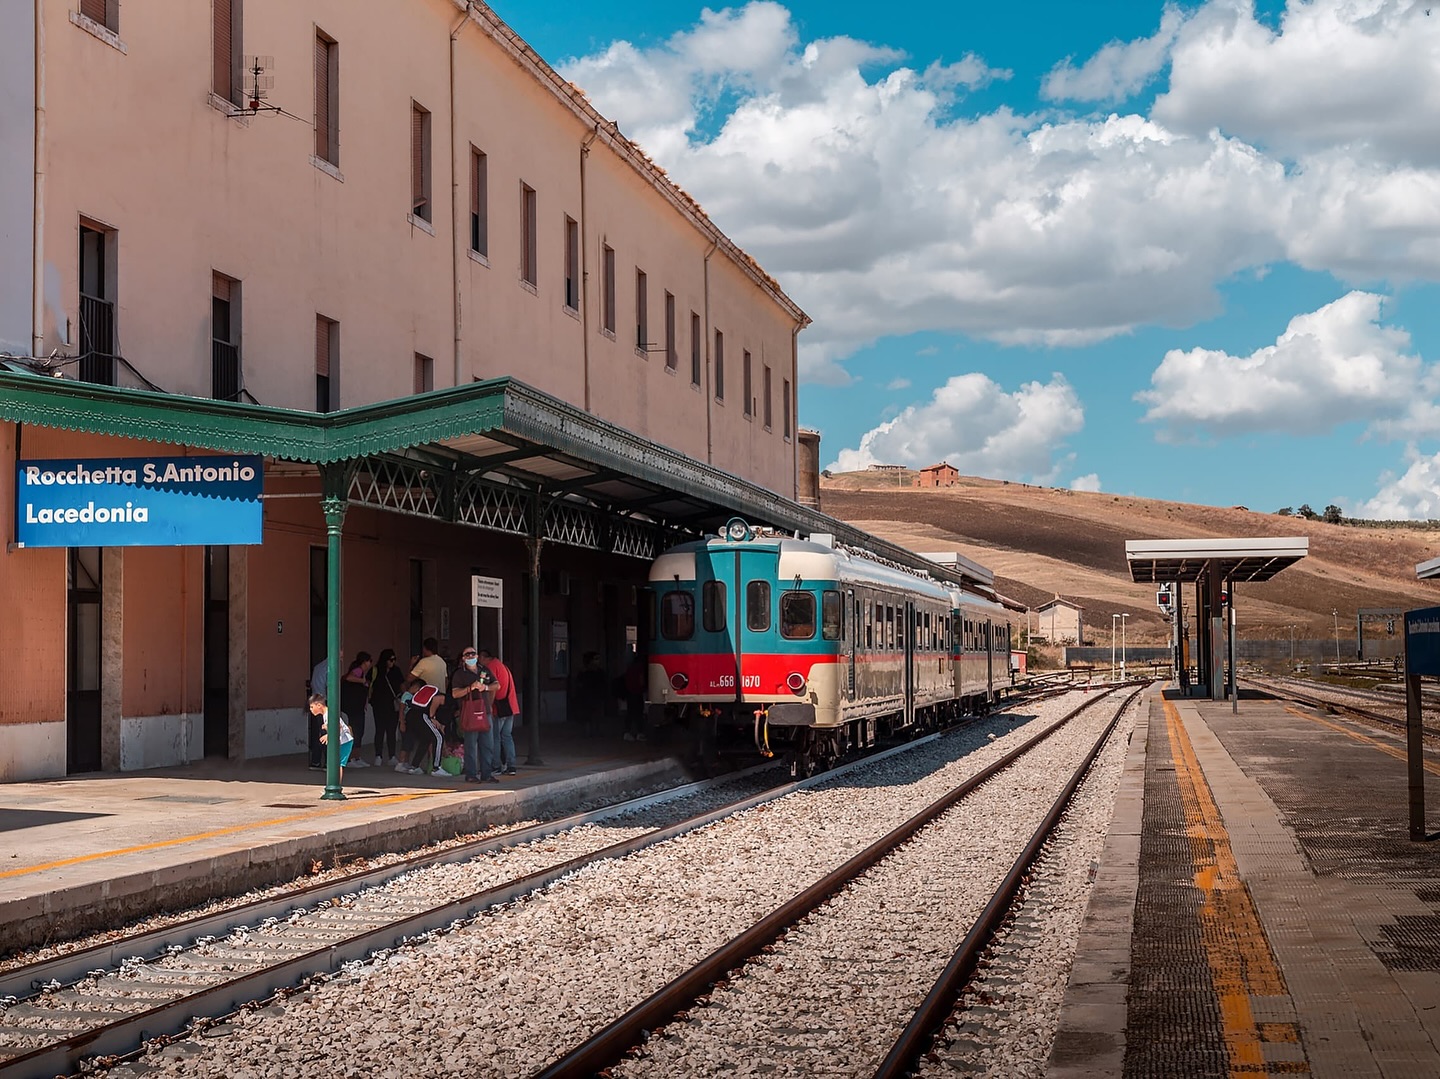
[1125,537,1309,583]
[1418,556,1440,580]
[0,368,991,590]
[1036,597,1083,612]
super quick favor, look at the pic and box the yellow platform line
[1284,706,1440,777]
[1164,698,1307,1077]
[0,788,452,880]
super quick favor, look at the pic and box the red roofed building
[914,462,959,488]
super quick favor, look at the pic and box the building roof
[1125,537,1309,583]
[1036,597,1083,612]
[918,462,957,473]
[1418,556,1440,580]
[0,367,994,589]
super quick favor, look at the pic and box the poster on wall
[551,621,570,678]
[16,454,263,548]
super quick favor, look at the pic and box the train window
[781,590,817,639]
[702,580,727,633]
[865,600,873,650]
[822,590,842,640]
[660,590,695,640]
[924,612,932,651]
[746,581,771,632]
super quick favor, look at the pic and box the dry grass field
[821,472,1440,645]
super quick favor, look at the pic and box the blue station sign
[16,454,263,548]
[1404,606,1440,678]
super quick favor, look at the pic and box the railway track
[0,692,1085,1079]
[1241,675,1440,739]
[533,685,1139,1077]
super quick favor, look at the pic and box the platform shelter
[1125,537,1308,701]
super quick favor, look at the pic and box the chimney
[797,429,822,509]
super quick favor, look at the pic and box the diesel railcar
[645,520,1015,774]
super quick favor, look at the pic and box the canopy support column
[525,499,545,766]
[320,462,350,801]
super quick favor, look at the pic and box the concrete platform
[0,726,689,955]
[1051,688,1440,1079]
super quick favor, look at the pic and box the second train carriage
[645,520,1015,773]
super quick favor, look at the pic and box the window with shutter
[520,184,537,285]
[470,148,488,255]
[80,0,115,31]
[315,315,336,412]
[214,1,239,103]
[314,32,337,164]
[411,104,431,221]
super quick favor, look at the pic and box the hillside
[821,472,1440,645]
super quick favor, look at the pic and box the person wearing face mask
[452,648,498,783]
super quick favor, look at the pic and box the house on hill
[914,462,959,488]
[1032,597,1084,645]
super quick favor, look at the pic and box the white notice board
[471,575,503,609]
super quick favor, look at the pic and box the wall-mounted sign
[16,454,263,548]
[471,574,503,609]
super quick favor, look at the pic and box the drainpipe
[31,0,45,357]
[789,322,801,499]
[702,239,718,464]
[579,123,600,410]
[448,3,473,388]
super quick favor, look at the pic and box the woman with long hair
[369,648,403,768]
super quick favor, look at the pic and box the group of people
[307,637,520,785]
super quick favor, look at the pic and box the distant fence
[1062,637,1400,669]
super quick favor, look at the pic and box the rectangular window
[78,222,116,386]
[702,580,727,633]
[746,581,771,632]
[214,0,241,104]
[413,353,433,394]
[763,365,773,429]
[742,350,753,416]
[520,183,537,285]
[602,245,616,333]
[79,0,117,32]
[783,378,792,438]
[660,591,695,641]
[212,273,241,401]
[664,292,677,370]
[314,31,338,164]
[865,600,873,650]
[822,591,842,641]
[690,312,701,385]
[635,269,648,349]
[714,330,725,401]
[563,216,579,309]
[470,148,488,255]
[781,591,817,640]
[315,314,337,412]
[411,102,431,221]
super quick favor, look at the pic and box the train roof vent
[810,533,835,548]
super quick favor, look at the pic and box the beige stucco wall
[35,0,803,495]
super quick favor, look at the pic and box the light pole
[1289,624,1296,671]
[1111,614,1119,683]
[1120,613,1129,681]
[1332,608,1342,672]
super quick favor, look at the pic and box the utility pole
[1333,608,1342,672]
[1120,613,1129,682]
[1289,624,1296,671]
[1111,614,1119,683]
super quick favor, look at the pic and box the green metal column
[321,464,348,801]
[526,531,545,766]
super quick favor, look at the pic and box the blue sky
[491,1,1440,519]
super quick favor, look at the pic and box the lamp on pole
[1111,614,1119,683]
[1332,608,1342,672]
[1120,613,1129,682]
[1288,624,1296,671]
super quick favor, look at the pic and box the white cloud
[1043,6,1186,103]
[886,378,911,390]
[1153,0,1440,166]
[561,2,1440,381]
[829,373,1084,482]
[1358,449,1440,520]
[1070,473,1103,492]
[1138,291,1433,439]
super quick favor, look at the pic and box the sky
[489,0,1440,519]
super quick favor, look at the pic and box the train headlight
[670,672,689,690]
[724,517,752,542]
[786,672,806,694]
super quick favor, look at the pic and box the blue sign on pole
[15,455,263,548]
[1404,606,1440,678]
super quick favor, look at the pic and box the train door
[846,590,857,702]
[703,545,779,700]
[903,600,915,725]
[985,621,995,701]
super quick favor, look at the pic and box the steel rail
[0,762,786,1003]
[534,687,1122,1079]
[0,714,993,1079]
[1240,676,1437,737]
[873,685,1142,1078]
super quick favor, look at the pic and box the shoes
[374,756,384,768]
[308,763,323,770]
[503,768,517,775]
[387,756,399,767]
[465,775,480,783]
[350,757,369,768]
[486,775,502,783]
[623,733,636,742]
[394,761,412,773]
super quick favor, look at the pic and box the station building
[0,1,822,781]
